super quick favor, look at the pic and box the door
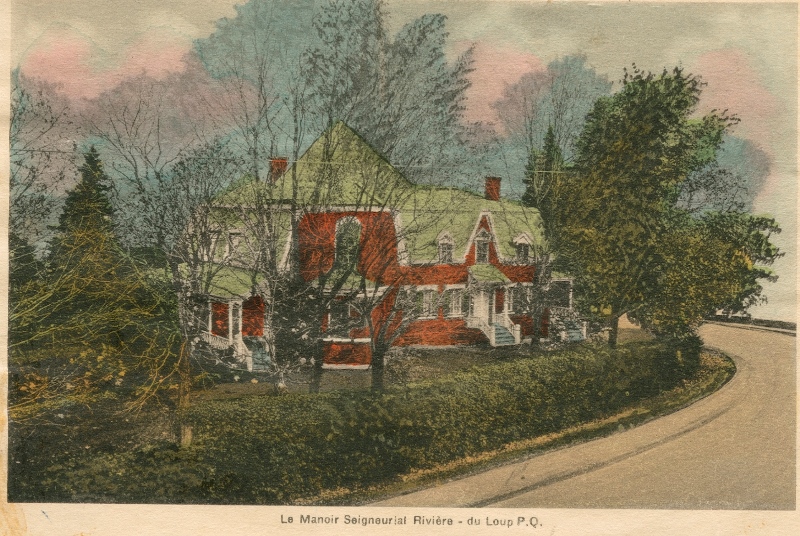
[472,290,489,323]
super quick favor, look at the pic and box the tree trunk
[608,315,620,348]
[370,347,386,393]
[177,340,193,447]
[309,339,324,394]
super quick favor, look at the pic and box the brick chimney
[269,157,288,182]
[485,176,501,201]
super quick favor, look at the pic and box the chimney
[269,157,288,182]
[485,176,501,201]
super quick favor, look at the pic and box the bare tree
[10,70,77,245]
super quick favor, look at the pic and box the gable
[217,121,546,265]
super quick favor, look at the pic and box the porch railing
[201,331,230,351]
[201,332,254,371]
[466,316,495,346]
[495,313,521,345]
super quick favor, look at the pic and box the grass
[8,324,734,505]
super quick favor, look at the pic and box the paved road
[373,324,795,509]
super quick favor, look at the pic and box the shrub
[184,340,683,503]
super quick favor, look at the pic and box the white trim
[444,288,464,317]
[463,210,504,262]
[513,232,534,245]
[443,283,466,290]
[412,283,440,291]
[301,206,393,214]
[322,337,371,343]
[436,230,454,244]
[322,364,370,370]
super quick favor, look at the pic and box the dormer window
[437,231,454,264]
[474,229,491,264]
[513,233,534,264]
[516,243,530,263]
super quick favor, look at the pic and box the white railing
[466,316,495,346]
[202,332,254,371]
[495,313,521,345]
[202,331,230,350]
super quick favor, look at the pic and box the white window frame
[474,229,491,264]
[334,216,362,267]
[437,231,455,264]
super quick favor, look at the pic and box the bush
[184,340,683,503]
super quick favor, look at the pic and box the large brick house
[199,122,572,370]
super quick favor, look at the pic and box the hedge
[184,339,695,504]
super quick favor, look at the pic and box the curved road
[374,324,795,509]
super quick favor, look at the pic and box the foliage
[8,150,180,423]
[185,340,694,503]
[492,55,612,188]
[629,213,781,338]
[559,66,770,345]
[303,0,473,185]
[10,340,694,503]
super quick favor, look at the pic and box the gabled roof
[218,121,546,264]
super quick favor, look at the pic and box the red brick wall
[323,341,372,365]
[394,318,487,346]
[211,302,229,338]
[242,296,264,337]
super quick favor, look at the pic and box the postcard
[3,1,798,534]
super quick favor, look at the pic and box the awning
[468,264,511,284]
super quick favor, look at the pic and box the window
[204,231,221,261]
[446,289,463,316]
[474,229,490,264]
[437,232,454,264]
[513,286,530,313]
[328,301,362,336]
[418,289,437,317]
[438,242,454,264]
[475,240,489,263]
[547,280,573,308]
[334,217,361,271]
[516,243,530,263]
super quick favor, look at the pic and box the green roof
[197,264,261,300]
[218,121,545,264]
[468,264,511,284]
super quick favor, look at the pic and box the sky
[9,0,798,321]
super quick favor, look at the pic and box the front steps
[493,324,516,346]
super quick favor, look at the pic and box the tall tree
[9,70,76,245]
[303,0,473,185]
[565,67,734,346]
[9,150,170,423]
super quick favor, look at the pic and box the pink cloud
[691,48,781,201]
[691,48,778,146]
[460,41,545,125]
[20,26,192,101]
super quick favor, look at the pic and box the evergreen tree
[45,147,131,344]
[55,146,114,236]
